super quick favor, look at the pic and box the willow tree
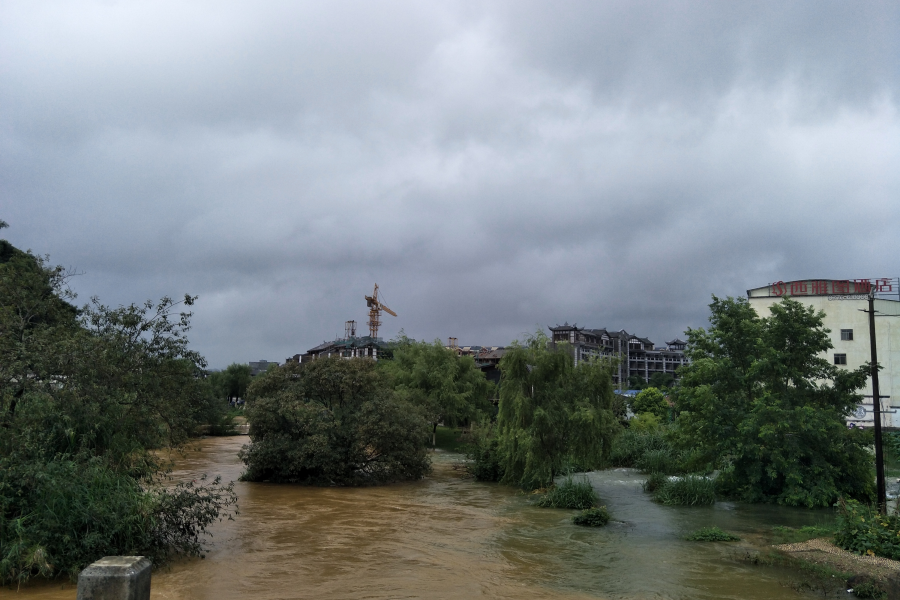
[496,331,620,489]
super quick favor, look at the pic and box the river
[10,436,838,600]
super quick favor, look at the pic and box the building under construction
[286,284,397,364]
[287,320,392,363]
[548,323,688,385]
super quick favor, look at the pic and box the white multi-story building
[747,278,900,428]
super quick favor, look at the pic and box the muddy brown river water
[9,436,840,600]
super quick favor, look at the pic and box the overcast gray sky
[3,1,898,368]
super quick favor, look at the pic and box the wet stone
[77,556,151,600]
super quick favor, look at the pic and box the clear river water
[10,435,840,600]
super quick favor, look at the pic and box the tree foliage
[220,363,252,401]
[674,295,874,507]
[0,239,235,584]
[240,357,431,485]
[631,386,668,420]
[379,338,494,444]
[495,331,620,489]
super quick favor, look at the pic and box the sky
[2,1,898,369]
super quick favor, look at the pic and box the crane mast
[365,283,396,339]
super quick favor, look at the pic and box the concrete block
[77,556,151,600]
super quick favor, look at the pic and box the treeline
[241,290,877,513]
[465,296,876,511]
[0,230,235,584]
[240,330,621,490]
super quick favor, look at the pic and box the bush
[536,476,598,509]
[653,475,716,506]
[637,448,680,475]
[686,526,740,541]
[834,498,900,560]
[608,429,670,468]
[629,412,661,432]
[466,422,504,481]
[573,506,610,527]
[883,431,900,456]
[0,458,235,584]
[642,471,669,493]
[240,358,431,485]
[853,580,888,599]
[631,387,668,420]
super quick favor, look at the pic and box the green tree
[206,370,228,400]
[629,412,661,432]
[240,357,431,485]
[675,296,873,507]
[0,240,235,584]
[496,331,620,489]
[631,387,668,420]
[648,372,675,389]
[627,374,647,390]
[379,338,493,447]
[222,363,252,402]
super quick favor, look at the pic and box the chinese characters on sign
[769,278,896,297]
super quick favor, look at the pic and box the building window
[834,353,847,365]
[841,329,853,341]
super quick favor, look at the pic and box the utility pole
[866,291,887,514]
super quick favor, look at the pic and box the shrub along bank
[834,499,900,561]
[0,232,235,584]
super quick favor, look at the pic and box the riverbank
[771,537,900,597]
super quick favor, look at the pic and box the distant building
[249,360,279,376]
[548,323,688,385]
[445,339,506,384]
[286,336,391,364]
[747,278,900,428]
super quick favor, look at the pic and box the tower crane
[365,283,397,339]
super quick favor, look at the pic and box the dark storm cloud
[2,1,898,367]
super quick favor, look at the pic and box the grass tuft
[573,507,610,527]
[653,475,716,506]
[770,524,835,545]
[686,526,740,541]
[536,476,598,510]
[641,471,669,493]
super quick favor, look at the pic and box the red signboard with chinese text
[768,278,897,297]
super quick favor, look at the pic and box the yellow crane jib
[364,283,396,339]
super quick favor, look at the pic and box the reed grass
[641,471,669,493]
[608,430,670,468]
[536,476,598,509]
[653,475,716,506]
